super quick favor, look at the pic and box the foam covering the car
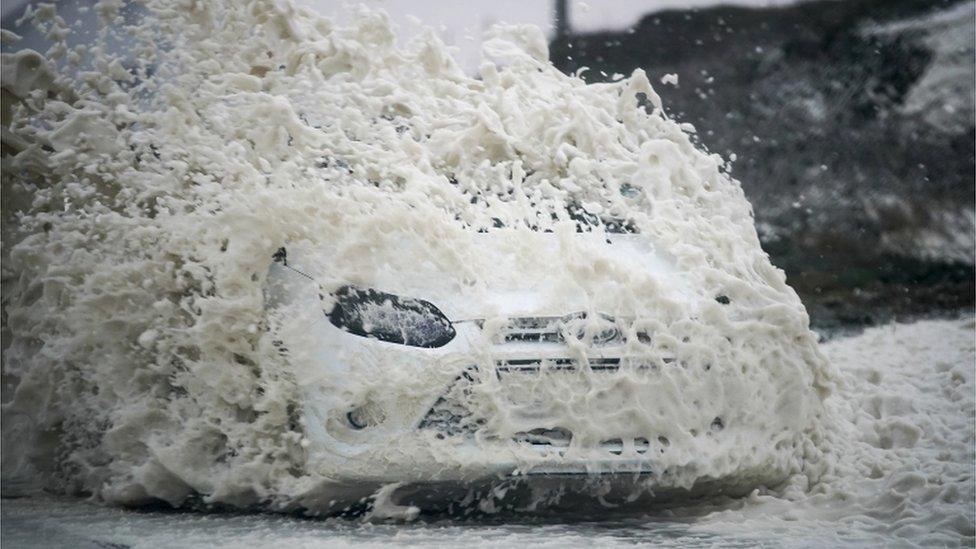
[0,1,832,510]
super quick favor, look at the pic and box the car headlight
[326,285,456,348]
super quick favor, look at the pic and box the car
[263,225,804,513]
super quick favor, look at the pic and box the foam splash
[2,0,830,514]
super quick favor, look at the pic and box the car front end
[263,228,814,512]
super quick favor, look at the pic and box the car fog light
[347,402,386,430]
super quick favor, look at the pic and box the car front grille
[495,357,623,372]
[417,314,673,457]
[475,312,639,346]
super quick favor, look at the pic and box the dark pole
[554,0,570,38]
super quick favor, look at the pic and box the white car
[264,227,795,511]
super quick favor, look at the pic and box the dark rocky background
[551,0,975,331]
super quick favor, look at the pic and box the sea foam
[1,0,831,512]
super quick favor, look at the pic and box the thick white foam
[1,0,831,513]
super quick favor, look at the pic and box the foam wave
[1,1,830,512]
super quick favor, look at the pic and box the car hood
[279,228,697,321]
